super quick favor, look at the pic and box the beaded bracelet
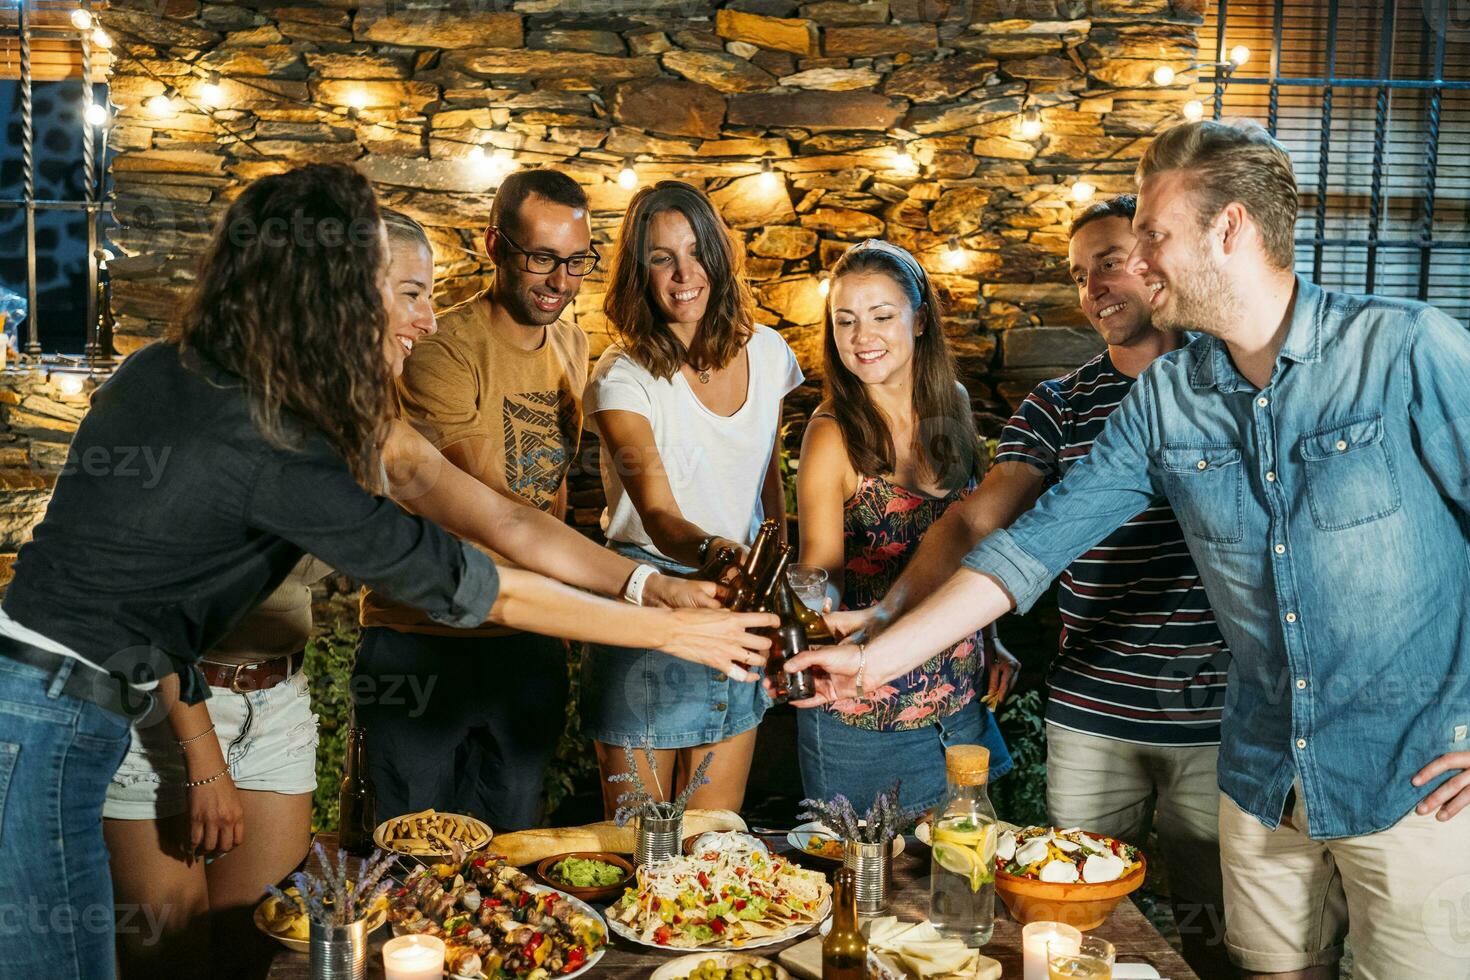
[176,724,216,748]
[855,642,868,699]
[185,767,230,788]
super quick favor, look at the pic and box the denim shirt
[963,277,1470,839]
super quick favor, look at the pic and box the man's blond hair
[1137,119,1298,269]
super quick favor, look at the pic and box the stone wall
[0,1,1204,559]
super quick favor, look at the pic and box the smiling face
[381,234,437,378]
[489,193,592,328]
[829,270,921,388]
[1069,215,1156,347]
[645,209,710,329]
[1128,169,1237,336]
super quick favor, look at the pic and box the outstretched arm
[385,420,717,609]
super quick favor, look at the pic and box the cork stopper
[945,745,990,786]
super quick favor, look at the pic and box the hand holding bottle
[653,608,778,681]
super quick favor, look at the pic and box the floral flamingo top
[828,473,985,732]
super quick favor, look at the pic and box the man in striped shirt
[845,196,1233,978]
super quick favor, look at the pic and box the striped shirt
[995,352,1229,746]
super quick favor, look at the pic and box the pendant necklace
[696,368,711,384]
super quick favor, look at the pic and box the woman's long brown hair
[172,163,393,487]
[604,180,754,380]
[822,244,978,491]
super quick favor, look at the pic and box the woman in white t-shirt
[584,180,804,813]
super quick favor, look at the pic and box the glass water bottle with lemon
[928,744,997,946]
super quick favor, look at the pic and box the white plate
[649,951,791,980]
[607,895,831,952]
[393,883,607,980]
[787,822,905,860]
[1111,966,1163,979]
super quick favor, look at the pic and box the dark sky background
[0,78,107,355]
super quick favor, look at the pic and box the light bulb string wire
[101,16,1219,192]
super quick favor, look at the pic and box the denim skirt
[796,698,1013,813]
[580,544,772,749]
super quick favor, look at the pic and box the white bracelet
[622,564,659,606]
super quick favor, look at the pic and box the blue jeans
[581,545,771,749]
[0,655,131,980]
[797,699,1012,812]
[353,627,568,832]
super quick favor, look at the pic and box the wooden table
[267,839,1198,979]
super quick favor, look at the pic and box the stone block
[778,67,882,90]
[353,9,524,49]
[824,24,938,57]
[1001,326,1104,368]
[612,79,726,140]
[715,8,818,55]
[662,51,777,93]
[728,91,905,131]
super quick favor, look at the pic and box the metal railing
[0,0,110,363]
[1202,0,1470,305]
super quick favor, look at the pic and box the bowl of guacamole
[536,851,636,902]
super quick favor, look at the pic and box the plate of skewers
[388,850,608,979]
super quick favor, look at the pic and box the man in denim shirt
[789,120,1470,978]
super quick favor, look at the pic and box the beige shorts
[104,670,319,820]
[1219,781,1470,977]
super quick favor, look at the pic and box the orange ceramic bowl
[994,854,1146,931]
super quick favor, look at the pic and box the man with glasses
[358,170,597,829]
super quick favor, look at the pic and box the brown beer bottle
[768,574,816,702]
[339,727,377,855]
[823,867,867,980]
[729,520,779,612]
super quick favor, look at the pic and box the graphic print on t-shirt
[502,389,575,510]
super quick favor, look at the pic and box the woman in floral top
[795,240,1017,810]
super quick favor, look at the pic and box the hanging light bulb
[345,89,369,112]
[200,71,226,109]
[1182,99,1205,122]
[70,8,93,31]
[84,102,108,126]
[817,275,831,298]
[90,27,112,49]
[1152,65,1176,86]
[618,162,638,190]
[1020,108,1044,141]
[892,144,918,176]
[758,158,780,193]
[146,91,175,118]
[1229,45,1250,67]
[1071,179,1097,203]
[943,237,966,271]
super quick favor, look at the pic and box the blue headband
[847,239,929,291]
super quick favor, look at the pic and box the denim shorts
[797,698,1013,812]
[104,669,319,820]
[580,544,772,749]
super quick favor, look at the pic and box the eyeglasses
[495,228,600,277]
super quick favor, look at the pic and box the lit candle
[1022,921,1080,980]
[383,934,445,980]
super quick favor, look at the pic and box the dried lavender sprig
[266,884,306,918]
[672,751,714,813]
[352,849,397,918]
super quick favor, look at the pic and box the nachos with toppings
[610,834,830,948]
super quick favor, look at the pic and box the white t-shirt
[584,325,805,561]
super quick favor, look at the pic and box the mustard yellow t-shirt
[360,286,588,635]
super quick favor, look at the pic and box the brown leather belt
[199,650,305,693]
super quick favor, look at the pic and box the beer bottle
[339,727,377,855]
[729,520,779,612]
[767,573,816,702]
[823,867,867,980]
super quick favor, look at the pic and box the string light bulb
[758,158,780,192]
[200,71,226,109]
[90,27,112,49]
[1020,108,1044,141]
[52,371,87,396]
[344,89,369,112]
[145,91,175,118]
[1182,99,1205,122]
[892,144,918,176]
[84,102,108,126]
[1152,65,1176,86]
[944,237,965,271]
[70,8,93,31]
[817,275,831,298]
[1071,179,1097,203]
[618,162,638,190]
[1229,45,1250,67]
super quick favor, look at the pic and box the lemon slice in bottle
[933,841,979,879]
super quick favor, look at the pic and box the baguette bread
[490,809,747,866]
